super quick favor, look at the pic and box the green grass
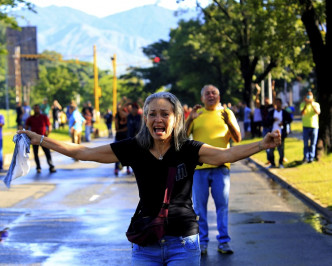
[237,122,332,211]
[0,109,17,129]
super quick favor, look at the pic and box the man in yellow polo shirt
[300,90,320,163]
[186,85,241,255]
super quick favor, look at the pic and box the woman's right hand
[17,130,42,145]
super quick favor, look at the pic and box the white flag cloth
[3,132,31,188]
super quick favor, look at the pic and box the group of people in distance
[13,98,114,174]
[9,81,319,265]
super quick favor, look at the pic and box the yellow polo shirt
[189,107,240,170]
[300,102,320,129]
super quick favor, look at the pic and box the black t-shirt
[111,138,204,236]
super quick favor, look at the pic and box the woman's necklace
[154,144,169,160]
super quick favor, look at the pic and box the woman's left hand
[262,130,281,150]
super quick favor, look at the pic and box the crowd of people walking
[0,81,321,176]
[12,98,116,173]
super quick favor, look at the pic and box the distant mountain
[14,5,197,72]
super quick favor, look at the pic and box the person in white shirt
[266,98,292,168]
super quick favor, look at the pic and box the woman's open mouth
[154,127,166,135]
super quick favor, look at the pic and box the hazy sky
[28,0,210,17]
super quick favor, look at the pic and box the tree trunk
[238,55,259,106]
[300,0,332,153]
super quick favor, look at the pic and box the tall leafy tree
[33,61,80,106]
[168,19,243,105]
[193,0,309,105]
[297,0,332,153]
[33,50,111,110]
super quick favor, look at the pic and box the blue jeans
[85,125,91,142]
[303,127,319,162]
[192,166,231,245]
[132,234,200,266]
[268,138,285,166]
[0,138,3,169]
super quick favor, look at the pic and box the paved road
[1,137,332,265]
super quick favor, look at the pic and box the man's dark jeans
[32,144,54,170]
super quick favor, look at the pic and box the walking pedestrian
[40,98,51,117]
[22,101,31,127]
[51,100,62,130]
[0,113,4,171]
[18,91,281,266]
[185,85,242,255]
[25,104,56,173]
[68,104,85,145]
[252,99,262,138]
[104,109,113,138]
[300,90,320,163]
[82,101,94,134]
[266,98,293,168]
[16,102,23,130]
[255,82,276,165]
[59,111,67,129]
[83,109,92,142]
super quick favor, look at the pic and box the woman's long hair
[135,92,187,151]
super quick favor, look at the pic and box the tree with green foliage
[131,0,313,107]
[296,0,331,153]
[168,19,243,105]
[34,51,115,112]
[191,0,310,105]
[119,69,147,102]
[128,20,242,106]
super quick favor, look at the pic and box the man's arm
[222,109,241,143]
[312,102,321,115]
[300,101,307,115]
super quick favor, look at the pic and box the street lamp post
[111,54,117,120]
